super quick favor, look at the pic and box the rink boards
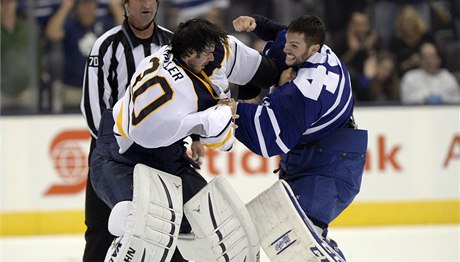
[1,106,459,235]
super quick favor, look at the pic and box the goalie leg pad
[104,164,183,262]
[246,180,346,262]
[177,175,260,262]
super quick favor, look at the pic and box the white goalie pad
[104,164,183,262]
[177,176,260,262]
[246,180,346,262]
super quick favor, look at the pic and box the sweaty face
[283,32,311,67]
[125,0,157,29]
[184,46,215,74]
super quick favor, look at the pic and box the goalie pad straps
[246,180,346,262]
[104,164,183,262]
[177,176,260,262]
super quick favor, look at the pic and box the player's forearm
[1,0,17,33]
[235,86,307,157]
[247,56,280,89]
[235,102,293,158]
[251,14,286,42]
[45,2,74,41]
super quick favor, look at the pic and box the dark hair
[287,15,326,47]
[171,18,227,59]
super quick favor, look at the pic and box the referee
[80,0,174,261]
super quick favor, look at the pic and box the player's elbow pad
[201,121,235,151]
[198,104,235,151]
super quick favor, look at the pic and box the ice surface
[1,225,459,262]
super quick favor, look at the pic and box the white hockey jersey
[113,45,237,153]
[202,35,262,95]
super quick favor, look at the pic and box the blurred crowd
[1,0,460,114]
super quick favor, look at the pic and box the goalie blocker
[246,180,346,262]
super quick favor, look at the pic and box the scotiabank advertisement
[0,106,459,232]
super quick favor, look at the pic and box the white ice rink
[1,224,459,262]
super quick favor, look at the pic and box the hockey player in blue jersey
[229,15,368,261]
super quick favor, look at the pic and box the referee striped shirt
[81,20,173,138]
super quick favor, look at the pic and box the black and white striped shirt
[81,20,173,138]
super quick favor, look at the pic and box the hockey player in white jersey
[81,1,278,259]
[229,15,369,261]
[90,18,263,262]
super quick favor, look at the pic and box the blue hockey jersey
[235,31,354,157]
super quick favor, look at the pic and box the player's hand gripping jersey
[113,45,246,153]
[236,39,354,157]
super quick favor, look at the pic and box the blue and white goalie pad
[177,176,260,262]
[104,164,183,262]
[246,180,346,262]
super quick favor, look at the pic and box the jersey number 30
[131,57,174,125]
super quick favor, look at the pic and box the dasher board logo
[44,130,91,196]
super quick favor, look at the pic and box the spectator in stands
[390,5,434,76]
[322,0,369,39]
[45,0,122,112]
[452,0,460,38]
[203,6,226,28]
[429,0,460,77]
[400,42,460,104]
[430,0,456,35]
[359,50,400,103]
[373,0,431,48]
[332,11,380,101]
[169,0,229,29]
[1,0,32,113]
